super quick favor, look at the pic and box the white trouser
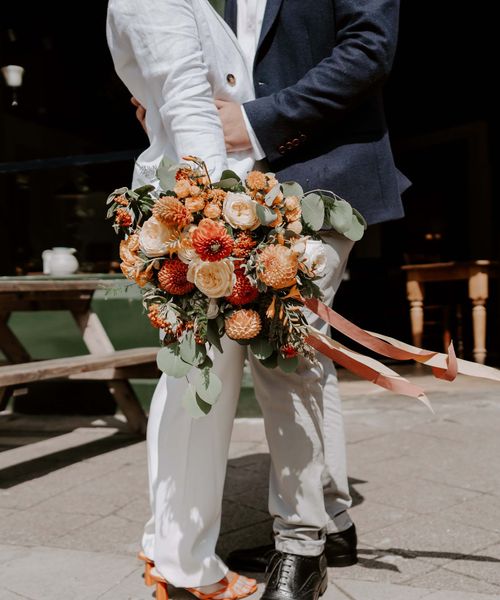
[142,232,354,584]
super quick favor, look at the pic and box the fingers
[215,99,227,110]
[131,96,140,108]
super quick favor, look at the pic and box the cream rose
[222,192,260,230]
[139,216,179,257]
[187,258,235,298]
[295,239,327,276]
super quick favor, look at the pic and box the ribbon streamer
[304,298,500,406]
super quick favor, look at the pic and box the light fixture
[1,65,25,106]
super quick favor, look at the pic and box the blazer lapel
[257,0,284,54]
[224,0,237,34]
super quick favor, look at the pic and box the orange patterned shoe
[137,552,155,587]
[149,569,257,600]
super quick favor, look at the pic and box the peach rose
[139,216,180,257]
[203,202,222,219]
[185,196,206,213]
[287,220,303,234]
[223,192,260,230]
[187,258,235,298]
[174,179,192,198]
[285,195,300,211]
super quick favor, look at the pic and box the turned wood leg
[469,271,488,364]
[407,279,424,348]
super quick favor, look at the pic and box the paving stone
[443,542,500,588]
[349,500,417,533]
[49,514,144,555]
[361,514,500,567]
[424,591,500,600]
[0,509,99,546]
[441,495,500,534]
[115,496,151,524]
[0,546,136,600]
[0,544,29,565]
[365,477,480,515]
[405,566,500,595]
[220,499,270,535]
[334,579,433,600]
[96,566,152,599]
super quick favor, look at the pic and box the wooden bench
[0,348,159,435]
[0,276,161,436]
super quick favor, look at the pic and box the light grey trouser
[142,231,354,584]
[248,231,354,556]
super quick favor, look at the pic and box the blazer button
[286,142,293,150]
[226,74,236,86]
[278,145,286,155]
[292,138,300,147]
[299,133,307,142]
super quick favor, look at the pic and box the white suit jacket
[107,0,255,187]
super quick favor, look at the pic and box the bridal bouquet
[107,156,366,414]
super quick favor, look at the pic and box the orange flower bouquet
[107,156,366,414]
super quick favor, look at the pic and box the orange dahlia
[158,258,195,295]
[257,245,298,289]
[246,170,268,191]
[191,218,234,262]
[153,196,192,229]
[226,269,259,306]
[225,309,262,340]
[233,232,257,258]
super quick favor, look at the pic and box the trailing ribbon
[303,298,500,408]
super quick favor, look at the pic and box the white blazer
[107,0,256,187]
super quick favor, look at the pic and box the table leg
[406,279,425,348]
[72,309,147,435]
[0,312,31,410]
[469,271,488,364]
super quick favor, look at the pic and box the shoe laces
[278,554,295,590]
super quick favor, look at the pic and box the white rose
[222,192,260,230]
[295,239,327,276]
[187,258,235,298]
[139,216,179,257]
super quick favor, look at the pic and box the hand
[215,99,252,152]
[131,97,147,134]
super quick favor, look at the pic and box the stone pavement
[1,367,500,599]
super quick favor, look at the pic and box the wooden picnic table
[0,275,159,434]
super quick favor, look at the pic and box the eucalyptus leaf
[179,332,206,366]
[329,199,353,234]
[157,345,192,377]
[265,184,281,207]
[278,354,299,373]
[206,320,223,353]
[133,184,155,197]
[250,338,273,360]
[194,369,222,405]
[352,208,367,229]
[106,187,128,205]
[106,205,116,219]
[215,178,240,190]
[260,353,278,369]
[220,169,241,183]
[256,203,277,226]
[301,193,325,231]
[281,181,304,198]
[343,215,366,242]
[181,384,208,418]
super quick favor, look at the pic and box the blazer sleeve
[243,0,400,163]
[108,0,227,180]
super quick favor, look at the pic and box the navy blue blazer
[225,0,409,225]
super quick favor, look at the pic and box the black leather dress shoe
[261,551,328,600]
[226,525,357,572]
[324,524,358,567]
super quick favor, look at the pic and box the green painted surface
[4,283,261,417]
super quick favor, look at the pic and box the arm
[243,0,400,162]
[108,0,227,179]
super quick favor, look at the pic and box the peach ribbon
[303,297,500,407]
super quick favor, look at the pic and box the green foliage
[179,332,207,366]
[256,203,277,226]
[181,385,211,418]
[301,193,325,231]
[194,368,222,405]
[281,181,304,198]
[278,354,299,373]
[156,344,192,377]
[250,337,273,360]
[157,157,181,191]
